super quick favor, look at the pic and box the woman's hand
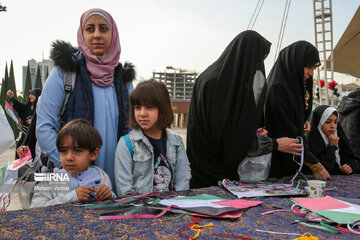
[75,186,95,202]
[7,90,14,99]
[313,168,331,180]
[95,184,111,201]
[276,137,302,155]
[328,134,339,146]
[304,121,311,134]
[339,164,352,175]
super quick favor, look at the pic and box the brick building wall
[171,100,190,128]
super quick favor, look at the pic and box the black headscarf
[264,41,320,178]
[308,105,359,174]
[187,30,271,188]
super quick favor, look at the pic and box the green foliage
[45,67,49,79]
[1,63,9,107]
[23,62,32,103]
[0,78,6,106]
[1,61,19,139]
[34,65,42,89]
[7,61,17,96]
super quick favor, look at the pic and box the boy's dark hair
[129,79,174,129]
[56,119,103,153]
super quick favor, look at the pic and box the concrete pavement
[168,127,187,147]
[0,144,15,168]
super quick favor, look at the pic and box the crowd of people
[3,8,359,207]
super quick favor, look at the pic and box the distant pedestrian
[7,88,41,152]
[337,89,360,163]
[7,88,41,128]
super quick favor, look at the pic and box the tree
[45,67,49,80]
[7,60,17,95]
[2,62,19,139]
[23,62,32,103]
[0,63,9,107]
[0,77,6,106]
[34,65,43,89]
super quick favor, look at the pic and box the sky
[0,0,359,91]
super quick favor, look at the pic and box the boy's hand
[339,164,352,175]
[75,186,95,202]
[16,145,27,157]
[95,184,111,201]
[328,134,339,146]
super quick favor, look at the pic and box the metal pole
[313,0,322,105]
[321,0,329,105]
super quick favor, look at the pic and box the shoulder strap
[123,134,134,157]
[60,71,76,118]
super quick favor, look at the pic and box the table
[1,174,359,239]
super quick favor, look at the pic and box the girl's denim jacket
[114,128,191,197]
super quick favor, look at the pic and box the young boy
[31,119,116,208]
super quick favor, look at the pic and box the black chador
[264,41,320,178]
[187,30,271,188]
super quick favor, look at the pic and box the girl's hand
[7,90,14,99]
[304,121,311,134]
[75,186,95,202]
[95,184,111,201]
[328,134,339,146]
[339,164,352,175]
[313,168,331,180]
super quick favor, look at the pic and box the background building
[22,59,54,91]
[340,80,360,96]
[153,66,198,128]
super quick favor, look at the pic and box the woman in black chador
[187,31,302,188]
[264,41,328,179]
[7,88,41,153]
[308,105,359,176]
[7,88,41,128]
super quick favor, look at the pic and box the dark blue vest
[61,51,130,140]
